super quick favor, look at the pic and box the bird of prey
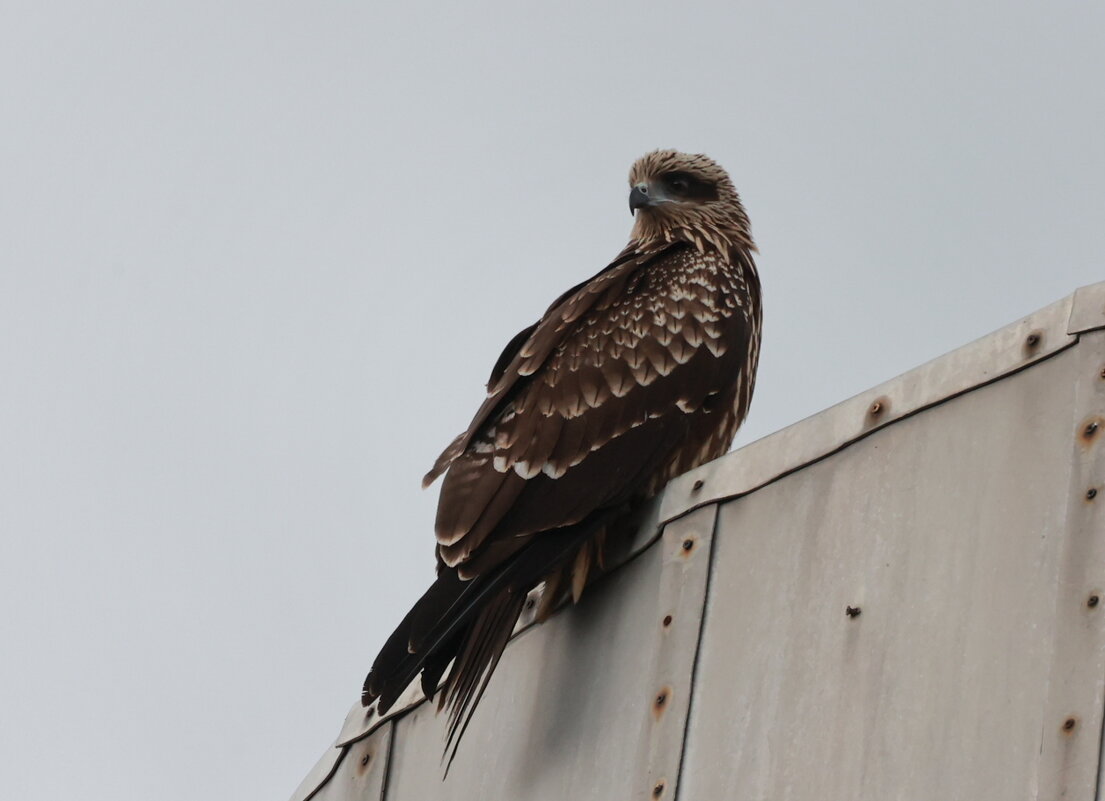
[362,149,762,766]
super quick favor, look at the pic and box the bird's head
[628,150,755,253]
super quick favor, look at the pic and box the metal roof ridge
[658,282,1105,526]
[294,279,1105,793]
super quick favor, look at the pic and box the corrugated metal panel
[292,282,1105,800]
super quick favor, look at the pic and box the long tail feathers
[361,512,617,768]
[440,588,526,774]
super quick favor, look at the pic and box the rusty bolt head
[869,401,882,415]
[845,605,862,618]
[1063,717,1077,732]
[662,614,673,627]
[1025,333,1040,347]
[681,538,694,551]
[361,753,372,766]
[1089,595,1100,608]
[1086,422,1099,437]
[1088,488,1098,500]
[652,781,665,798]
[692,479,704,491]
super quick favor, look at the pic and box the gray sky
[1,2,1102,799]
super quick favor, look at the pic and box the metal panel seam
[661,337,1080,530]
[671,502,723,801]
[640,506,720,801]
[1037,329,1105,799]
[1096,698,1105,801]
[379,720,396,801]
[300,746,350,801]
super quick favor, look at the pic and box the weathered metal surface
[641,507,719,801]
[289,739,346,801]
[382,507,717,800]
[1036,329,1105,797]
[290,709,395,801]
[293,280,1105,800]
[680,344,1097,800]
[660,289,1079,526]
[1067,282,1105,334]
[303,724,391,801]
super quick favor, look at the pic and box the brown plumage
[362,149,762,769]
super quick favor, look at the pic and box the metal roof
[292,280,1105,800]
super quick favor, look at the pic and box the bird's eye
[669,178,688,193]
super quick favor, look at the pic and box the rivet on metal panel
[1023,330,1042,356]
[525,597,536,610]
[355,747,374,776]
[652,686,672,721]
[865,397,889,426]
[1082,420,1100,442]
[661,614,673,628]
[1088,595,1100,608]
[680,537,695,554]
[1086,488,1098,501]
[652,779,666,798]
[845,605,862,618]
[1062,716,1078,734]
[692,479,704,491]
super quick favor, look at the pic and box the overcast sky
[1,2,1102,799]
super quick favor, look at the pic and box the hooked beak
[629,184,651,215]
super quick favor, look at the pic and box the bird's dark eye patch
[660,171,718,202]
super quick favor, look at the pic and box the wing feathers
[368,236,762,767]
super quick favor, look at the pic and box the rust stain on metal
[1061,716,1078,735]
[1086,487,1098,501]
[1079,417,1103,449]
[679,536,697,557]
[1022,330,1042,357]
[1087,594,1100,608]
[845,605,862,618]
[356,747,374,774]
[652,685,672,721]
[652,779,666,798]
[865,396,890,427]
[662,614,673,629]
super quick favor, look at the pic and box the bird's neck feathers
[630,196,756,257]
